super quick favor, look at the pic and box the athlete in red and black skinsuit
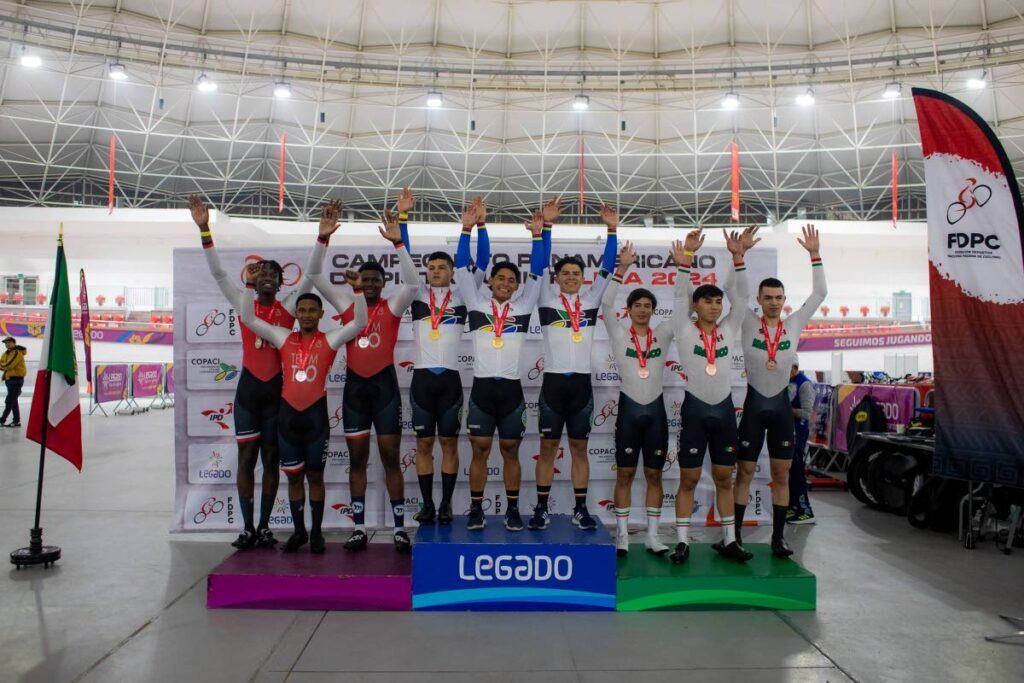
[239,270,367,554]
[190,194,342,549]
[310,193,419,553]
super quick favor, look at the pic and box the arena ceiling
[0,0,1022,226]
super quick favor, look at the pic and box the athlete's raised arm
[601,242,634,347]
[722,228,751,331]
[282,199,343,315]
[787,224,827,330]
[326,271,368,350]
[380,208,421,315]
[190,193,245,309]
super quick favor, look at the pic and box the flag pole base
[10,528,61,570]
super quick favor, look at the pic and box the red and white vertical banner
[578,136,585,215]
[79,268,92,386]
[730,142,740,221]
[278,133,286,213]
[108,134,116,214]
[891,151,899,228]
[912,87,1024,489]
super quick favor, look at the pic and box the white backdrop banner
[172,240,777,531]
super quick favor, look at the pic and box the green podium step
[615,543,816,612]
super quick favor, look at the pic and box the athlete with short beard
[238,272,367,553]
[189,194,340,550]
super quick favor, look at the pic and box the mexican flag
[26,239,83,471]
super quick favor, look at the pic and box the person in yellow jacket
[1,336,27,427]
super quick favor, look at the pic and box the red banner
[891,151,898,227]
[108,134,116,214]
[278,133,286,213]
[913,87,1024,487]
[730,142,740,221]
[79,268,92,383]
[579,136,585,215]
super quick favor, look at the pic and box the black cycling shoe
[231,529,258,550]
[282,530,309,553]
[527,506,550,530]
[437,501,454,525]
[504,507,524,531]
[310,532,326,554]
[572,507,598,531]
[414,502,436,524]
[669,542,690,565]
[715,541,754,563]
[255,527,278,548]
[343,529,369,551]
[772,537,794,558]
[466,507,486,530]
[394,530,412,553]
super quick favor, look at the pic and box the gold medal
[492,337,504,349]
[571,331,583,343]
[429,328,441,341]
[638,367,650,379]
[705,363,717,376]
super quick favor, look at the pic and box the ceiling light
[20,47,41,68]
[426,90,443,107]
[573,94,590,111]
[966,70,987,90]
[108,62,128,81]
[796,87,815,107]
[196,73,217,93]
[273,81,291,98]
[722,90,740,110]
[883,82,901,99]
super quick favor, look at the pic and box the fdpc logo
[193,496,234,525]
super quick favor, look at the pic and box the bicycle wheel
[947,201,967,225]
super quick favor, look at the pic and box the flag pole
[11,226,63,569]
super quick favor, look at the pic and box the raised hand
[541,197,563,224]
[598,203,618,230]
[473,195,487,223]
[188,193,210,229]
[618,242,637,271]
[394,187,414,214]
[670,239,688,267]
[797,223,820,256]
[461,200,480,229]
[683,227,705,254]
[344,270,362,289]
[525,209,544,237]
[723,229,745,257]
[243,263,261,286]
[318,199,343,238]
[378,209,402,243]
[741,224,761,252]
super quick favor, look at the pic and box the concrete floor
[0,408,1022,683]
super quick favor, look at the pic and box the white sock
[355,524,366,532]
[646,507,661,540]
[721,515,736,545]
[615,507,630,537]
[675,517,690,544]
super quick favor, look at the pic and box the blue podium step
[412,515,616,611]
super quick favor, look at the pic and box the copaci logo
[200,402,234,429]
[214,362,239,382]
[458,554,573,582]
[592,399,619,426]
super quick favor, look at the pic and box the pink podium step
[206,545,412,611]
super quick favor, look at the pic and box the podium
[615,543,816,611]
[207,545,411,611]
[412,515,616,611]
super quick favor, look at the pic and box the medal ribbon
[560,294,582,333]
[429,287,452,332]
[490,300,512,341]
[698,323,718,366]
[629,326,653,370]
[253,301,274,347]
[360,300,385,340]
[760,316,784,363]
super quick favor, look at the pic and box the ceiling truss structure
[0,0,1022,227]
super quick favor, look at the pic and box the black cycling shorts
[343,366,401,438]
[677,394,739,469]
[411,368,464,438]
[614,393,668,470]
[466,377,526,440]
[738,387,796,462]
[278,397,328,475]
[233,368,282,444]
[539,373,594,441]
